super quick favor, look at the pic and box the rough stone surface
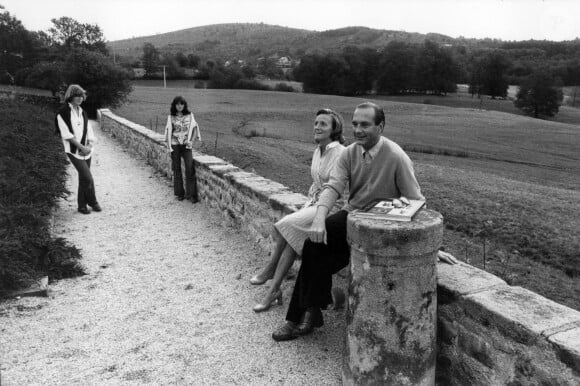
[464,286,580,342]
[343,210,442,385]
[549,327,580,373]
[437,262,508,303]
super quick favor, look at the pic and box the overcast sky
[2,0,580,42]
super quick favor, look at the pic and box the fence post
[343,209,443,385]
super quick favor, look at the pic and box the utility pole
[163,66,166,89]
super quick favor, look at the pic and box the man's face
[352,107,384,150]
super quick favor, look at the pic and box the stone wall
[98,109,307,253]
[98,109,580,385]
[437,263,580,385]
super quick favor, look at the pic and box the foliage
[160,52,185,79]
[273,83,295,92]
[414,40,458,94]
[469,50,510,98]
[187,53,200,68]
[514,69,563,118]
[23,61,65,95]
[257,57,283,79]
[0,8,40,77]
[141,43,160,78]
[48,16,107,54]
[376,41,417,94]
[0,99,85,293]
[233,79,271,91]
[296,41,459,96]
[63,48,133,115]
[207,64,243,88]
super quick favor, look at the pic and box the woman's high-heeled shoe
[249,273,271,285]
[253,290,283,313]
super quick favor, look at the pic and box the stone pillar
[343,209,443,386]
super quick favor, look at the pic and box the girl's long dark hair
[170,96,191,116]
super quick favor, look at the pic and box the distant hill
[107,23,456,62]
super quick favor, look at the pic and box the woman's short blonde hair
[64,84,87,103]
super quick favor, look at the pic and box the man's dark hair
[356,102,385,126]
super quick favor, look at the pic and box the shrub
[0,99,85,293]
[514,69,563,118]
[63,48,133,116]
[233,79,271,91]
[274,83,295,92]
[24,61,65,96]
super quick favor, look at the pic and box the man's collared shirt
[317,136,424,211]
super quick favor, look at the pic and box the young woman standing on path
[250,108,346,312]
[55,84,101,215]
[164,96,202,202]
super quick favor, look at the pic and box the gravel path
[0,122,345,385]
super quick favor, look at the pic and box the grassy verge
[0,99,85,294]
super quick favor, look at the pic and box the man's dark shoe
[78,207,90,215]
[272,322,300,342]
[297,307,323,336]
[177,196,185,201]
[89,203,102,212]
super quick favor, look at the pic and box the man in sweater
[272,102,425,341]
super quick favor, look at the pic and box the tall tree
[514,69,563,118]
[0,8,36,78]
[376,41,417,94]
[480,50,511,98]
[415,40,458,95]
[141,43,159,78]
[187,54,200,68]
[63,48,132,115]
[48,17,107,54]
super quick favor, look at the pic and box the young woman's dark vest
[55,105,88,155]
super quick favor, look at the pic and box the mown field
[113,85,580,310]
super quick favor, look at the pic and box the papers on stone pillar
[354,198,426,221]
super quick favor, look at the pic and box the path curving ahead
[0,121,344,385]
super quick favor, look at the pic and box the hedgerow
[0,98,85,294]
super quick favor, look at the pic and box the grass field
[113,85,580,310]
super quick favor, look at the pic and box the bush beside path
[0,121,344,385]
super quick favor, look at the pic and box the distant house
[278,56,291,67]
[133,68,146,78]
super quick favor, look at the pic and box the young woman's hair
[356,101,385,126]
[64,84,87,103]
[316,108,345,144]
[170,95,191,116]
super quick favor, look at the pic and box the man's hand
[309,213,327,244]
[438,250,458,265]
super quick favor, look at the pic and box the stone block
[464,286,580,344]
[549,326,580,373]
[268,192,308,214]
[207,164,241,177]
[437,262,507,303]
[194,154,229,166]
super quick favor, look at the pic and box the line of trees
[293,40,573,118]
[0,9,132,114]
[294,41,460,96]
